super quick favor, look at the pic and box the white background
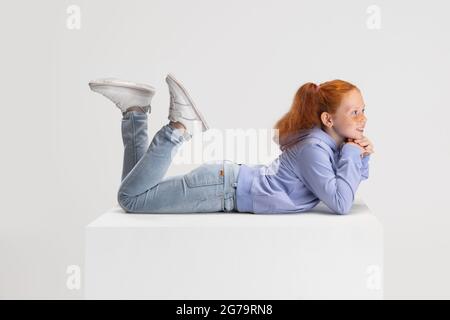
[0,0,449,299]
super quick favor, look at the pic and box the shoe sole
[89,78,156,95]
[166,73,209,131]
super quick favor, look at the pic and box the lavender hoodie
[235,125,370,214]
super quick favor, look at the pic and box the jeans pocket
[184,163,224,188]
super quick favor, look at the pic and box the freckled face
[332,89,367,140]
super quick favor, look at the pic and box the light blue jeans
[117,111,241,213]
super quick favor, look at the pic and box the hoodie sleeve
[361,154,370,181]
[296,143,364,214]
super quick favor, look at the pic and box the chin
[344,129,364,140]
[355,130,364,138]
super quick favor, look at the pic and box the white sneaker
[165,73,209,138]
[88,78,156,114]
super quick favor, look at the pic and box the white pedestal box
[85,197,383,299]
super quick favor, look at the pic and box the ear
[320,112,333,128]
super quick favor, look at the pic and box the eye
[351,110,358,115]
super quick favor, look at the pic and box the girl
[89,75,373,214]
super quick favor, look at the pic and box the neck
[322,126,345,149]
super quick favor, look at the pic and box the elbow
[333,199,353,215]
[334,207,351,215]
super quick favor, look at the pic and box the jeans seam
[119,113,139,199]
[131,113,137,166]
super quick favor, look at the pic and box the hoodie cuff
[340,143,362,159]
[362,153,371,162]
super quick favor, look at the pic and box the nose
[358,113,367,124]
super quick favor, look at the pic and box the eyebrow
[347,105,365,110]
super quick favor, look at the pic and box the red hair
[273,79,359,148]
